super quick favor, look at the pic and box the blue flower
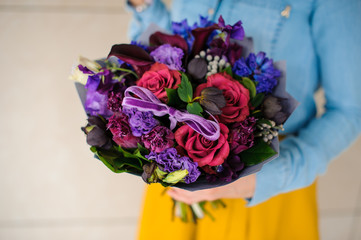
[233,52,281,93]
[130,40,148,51]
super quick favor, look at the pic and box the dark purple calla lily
[149,31,188,54]
[107,44,154,77]
[190,24,220,57]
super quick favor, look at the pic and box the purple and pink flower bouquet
[71,16,297,222]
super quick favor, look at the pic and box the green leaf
[257,119,272,126]
[92,146,144,173]
[240,139,277,166]
[133,149,148,161]
[186,102,203,116]
[165,88,183,107]
[179,201,188,222]
[241,77,257,98]
[163,169,188,184]
[223,66,233,77]
[137,143,149,155]
[177,73,193,103]
[250,93,264,108]
[111,67,138,78]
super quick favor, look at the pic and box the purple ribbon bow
[122,86,220,141]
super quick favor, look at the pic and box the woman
[127,0,361,239]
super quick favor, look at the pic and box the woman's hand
[167,174,256,204]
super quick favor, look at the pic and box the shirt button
[208,8,215,16]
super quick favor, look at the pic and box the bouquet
[71,15,297,222]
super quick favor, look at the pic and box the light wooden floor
[0,1,360,239]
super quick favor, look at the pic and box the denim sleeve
[248,0,361,206]
[126,0,171,41]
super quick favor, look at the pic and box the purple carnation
[233,52,281,94]
[123,108,158,137]
[229,117,257,154]
[146,148,201,184]
[141,126,174,153]
[150,44,184,71]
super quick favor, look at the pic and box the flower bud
[199,87,226,115]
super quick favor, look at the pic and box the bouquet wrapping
[71,15,298,221]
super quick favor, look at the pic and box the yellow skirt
[137,182,319,240]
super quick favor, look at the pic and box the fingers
[167,188,216,204]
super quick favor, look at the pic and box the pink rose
[195,73,250,124]
[175,123,230,167]
[137,62,181,102]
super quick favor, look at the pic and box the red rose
[137,62,181,102]
[175,123,230,167]
[195,73,250,123]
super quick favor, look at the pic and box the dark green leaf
[223,66,233,77]
[187,102,203,116]
[92,146,144,173]
[177,73,193,103]
[233,74,242,81]
[133,149,148,161]
[250,93,264,108]
[165,88,183,107]
[241,77,256,98]
[240,140,277,166]
[257,119,272,126]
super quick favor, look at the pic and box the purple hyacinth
[146,148,201,184]
[150,44,184,71]
[141,126,175,153]
[233,52,281,94]
[229,117,257,155]
[131,40,148,51]
[122,108,158,137]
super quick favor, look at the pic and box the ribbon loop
[122,86,220,141]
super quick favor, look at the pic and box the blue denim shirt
[127,0,361,206]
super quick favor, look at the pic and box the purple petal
[218,15,225,28]
[230,20,245,41]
